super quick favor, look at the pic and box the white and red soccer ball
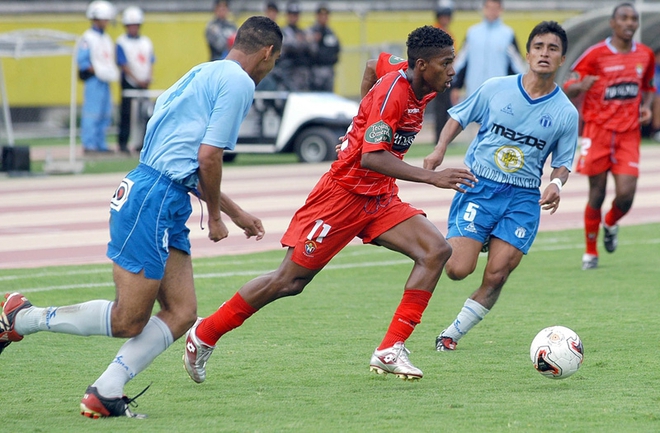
[530,325,584,379]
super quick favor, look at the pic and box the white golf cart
[229,91,359,163]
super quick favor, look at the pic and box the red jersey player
[563,2,655,270]
[184,25,476,382]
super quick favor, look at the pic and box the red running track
[1,147,658,269]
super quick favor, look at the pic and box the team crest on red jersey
[304,240,318,256]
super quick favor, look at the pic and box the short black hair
[526,20,568,56]
[406,25,454,69]
[612,2,636,19]
[266,1,278,12]
[233,16,283,54]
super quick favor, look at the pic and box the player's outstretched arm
[423,118,463,170]
[361,150,475,193]
[220,193,265,240]
[563,75,599,99]
[360,59,378,98]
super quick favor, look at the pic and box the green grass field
[1,224,659,432]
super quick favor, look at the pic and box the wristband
[550,178,563,192]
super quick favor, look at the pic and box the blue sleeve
[448,81,490,128]
[202,76,254,150]
[551,109,579,171]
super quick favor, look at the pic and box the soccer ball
[530,326,584,379]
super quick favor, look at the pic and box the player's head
[234,15,282,55]
[526,21,568,56]
[406,26,455,94]
[406,25,453,69]
[233,16,283,84]
[610,3,638,42]
[612,2,636,19]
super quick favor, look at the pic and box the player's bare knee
[445,261,470,281]
[111,319,149,338]
[483,270,509,290]
[421,236,452,269]
[267,275,309,298]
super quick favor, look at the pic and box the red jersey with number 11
[564,38,655,132]
[329,67,435,196]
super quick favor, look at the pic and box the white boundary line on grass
[11,237,660,293]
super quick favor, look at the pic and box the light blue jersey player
[108,59,256,278]
[445,73,578,253]
[423,21,579,352]
[0,17,282,420]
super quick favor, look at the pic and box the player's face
[610,6,639,42]
[420,47,455,93]
[526,33,564,76]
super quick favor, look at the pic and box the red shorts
[281,172,424,269]
[575,122,640,177]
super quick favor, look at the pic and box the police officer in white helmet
[116,6,155,154]
[78,0,120,153]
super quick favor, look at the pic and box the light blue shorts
[107,164,192,279]
[446,177,540,254]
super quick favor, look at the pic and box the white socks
[15,300,113,337]
[442,298,490,342]
[14,300,175,399]
[93,316,174,398]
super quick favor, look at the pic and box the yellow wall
[0,9,580,107]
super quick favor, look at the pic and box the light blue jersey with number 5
[449,74,578,189]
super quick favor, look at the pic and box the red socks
[584,204,601,256]
[604,201,626,227]
[196,289,434,349]
[196,292,257,347]
[378,289,432,350]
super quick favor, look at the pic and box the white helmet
[86,0,116,20]
[122,6,144,25]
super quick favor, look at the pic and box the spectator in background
[652,47,660,142]
[451,0,525,103]
[265,1,279,22]
[77,0,120,154]
[307,3,341,92]
[206,0,237,61]
[279,1,312,91]
[432,5,454,142]
[116,6,155,155]
[563,2,655,270]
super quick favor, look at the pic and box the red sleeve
[361,72,407,155]
[375,52,408,79]
[642,47,656,93]
[563,46,599,90]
